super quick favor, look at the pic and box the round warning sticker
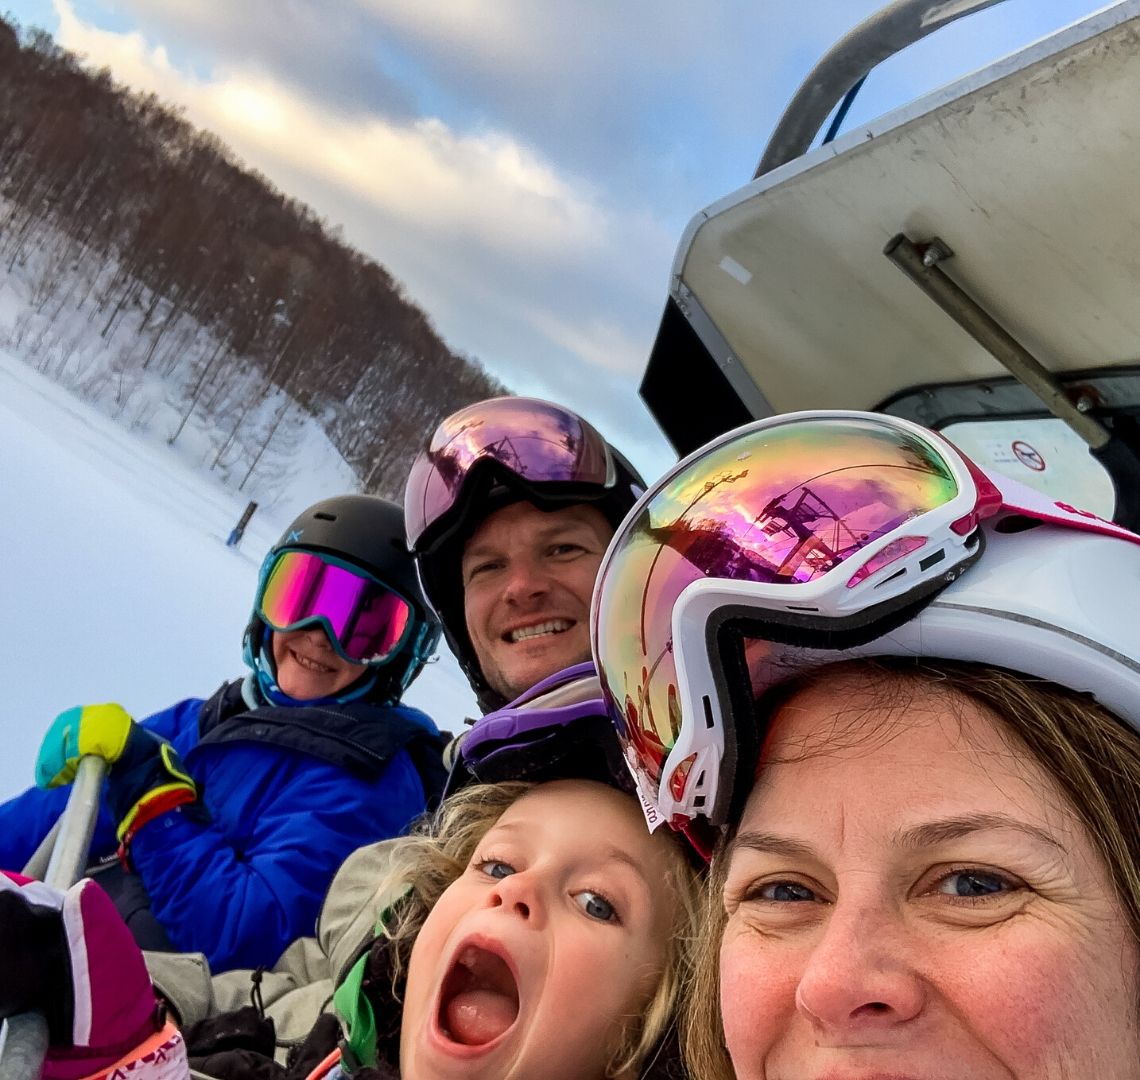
[1010,440,1046,472]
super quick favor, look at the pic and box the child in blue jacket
[0,495,447,972]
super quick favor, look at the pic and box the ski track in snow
[0,351,478,800]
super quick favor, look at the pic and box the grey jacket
[146,838,405,1062]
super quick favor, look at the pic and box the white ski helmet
[590,410,1140,839]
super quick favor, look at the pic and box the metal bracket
[883,233,1111,449]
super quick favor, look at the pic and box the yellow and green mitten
[36,703,197,843]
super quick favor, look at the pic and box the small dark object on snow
[226,501,259,548]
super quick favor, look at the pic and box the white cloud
[48,0,679,476]
[55,0,179,85]
[55,1,609,262]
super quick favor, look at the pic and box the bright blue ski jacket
[0,682,444,972]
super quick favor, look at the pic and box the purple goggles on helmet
[405,397,618,552]
[442,662,633,797]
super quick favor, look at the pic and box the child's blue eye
[574,890,617,922]
[479,860,516,880]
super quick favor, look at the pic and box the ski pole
[0,1014,49,1079]
[43,755,107,889]
[23,756,108,883]
[3,755,108,1079]
[20,818,59,882]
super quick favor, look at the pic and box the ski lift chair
[641,0,1140,529]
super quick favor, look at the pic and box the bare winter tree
[0,14,509,499]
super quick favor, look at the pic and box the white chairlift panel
[677,1,1140,416]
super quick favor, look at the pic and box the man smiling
[459,501,613,703]
[405,395,646,713]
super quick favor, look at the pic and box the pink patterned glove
[0,871,187,1080]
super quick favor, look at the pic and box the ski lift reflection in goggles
[257,550,418,666]
[591,411,1008,831]
[443,662,628,798]
[405,397,618,551]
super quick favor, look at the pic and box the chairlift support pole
[884,233,1111,450]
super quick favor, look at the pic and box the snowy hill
[0,348,479,801]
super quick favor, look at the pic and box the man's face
[461,501,613,701]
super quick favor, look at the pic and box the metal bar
[756,0,1011,177]
[822,74,867,144]
[883,233,1111,449]
[21,818,61,881]
[0,1014,50,1079]
[43,756,107,889]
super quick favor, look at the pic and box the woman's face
[400,779,677,1080]
[719,670,1140,1079]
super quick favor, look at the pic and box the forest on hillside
[0,17,506,500]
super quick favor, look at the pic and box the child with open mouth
[334,777,701,1080]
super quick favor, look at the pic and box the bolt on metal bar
[883,233,1110,449]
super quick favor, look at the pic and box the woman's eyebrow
[727,831,818,862]
[894,812,1065,852]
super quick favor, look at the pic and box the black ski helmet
[404,397,645,712]
[244,494,441,704]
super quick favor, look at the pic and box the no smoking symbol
[1011,440,1046,472]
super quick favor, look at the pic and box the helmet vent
[702,695,716,729]
[314,512,337,521]
[994,514,1044,534]
[784,603,820,612]
[873,567,908,589]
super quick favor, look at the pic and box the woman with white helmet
[590,410,1140,1079]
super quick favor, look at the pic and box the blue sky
[1,0,1105,480]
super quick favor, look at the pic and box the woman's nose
[794,901,925,1034]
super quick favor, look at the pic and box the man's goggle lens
[405,397,615,549]
[594,415,962,791]
[259,551,414,664]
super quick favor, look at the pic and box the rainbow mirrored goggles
[591,410,1139,834]
[405,396,618,551]
[256,549,423,666]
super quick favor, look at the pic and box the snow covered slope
[0,350,478,800]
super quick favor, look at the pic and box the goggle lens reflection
[595,416,961,792]
[259,550,413,664]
